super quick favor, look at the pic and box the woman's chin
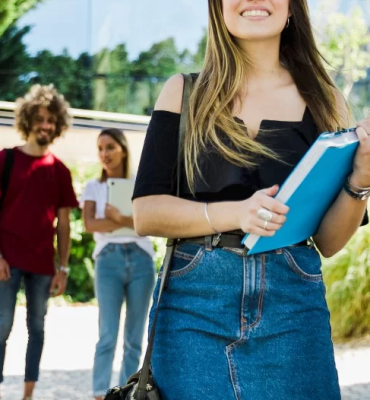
[103,163,119,172]
[236,29,282,43]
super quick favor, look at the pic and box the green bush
[67,210,96,302]
[322,223,370,339]
[65,164,100,303]
[152,237,167,271]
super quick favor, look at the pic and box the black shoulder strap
[0,149,14,211]
[177,73,193,197]
[136,74,194,399]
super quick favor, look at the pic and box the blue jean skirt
[148,241,341,400]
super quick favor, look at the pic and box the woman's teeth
[242,10,270,17]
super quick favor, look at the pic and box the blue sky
[19,0,208,59]
[18,0,368,60]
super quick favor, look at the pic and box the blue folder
[242,128,359,255]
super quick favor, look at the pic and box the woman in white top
[81,128,155,400]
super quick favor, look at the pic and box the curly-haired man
[0,85,78,400]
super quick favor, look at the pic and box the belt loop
[212,233,222,247]
[205,235,213,252]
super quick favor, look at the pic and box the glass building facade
[0,0,368,116]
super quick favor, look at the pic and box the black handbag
[103,73,194,400]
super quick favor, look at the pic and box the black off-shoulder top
[132,108,368,225]
[134,107,319,200]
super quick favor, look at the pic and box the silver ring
[257,208,273,222]
[264,220,268,230]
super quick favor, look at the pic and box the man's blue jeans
[93,243,155,397]
[0,267,52,383]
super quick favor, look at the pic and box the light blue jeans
[93,242,155,397]
[149,241,341,400]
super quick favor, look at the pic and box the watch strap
[58,266,70,275]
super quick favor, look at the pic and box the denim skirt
[148,242,341,400]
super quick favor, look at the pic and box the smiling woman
[80,128,155,400]
[130,0,370,399]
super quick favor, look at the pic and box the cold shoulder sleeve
[132,111,181,200]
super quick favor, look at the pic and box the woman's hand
[351,117,370,187]
[105,204,134,229]
[105,204,122,224]
[237,185,289,236]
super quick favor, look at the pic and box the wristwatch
[59,266,70,276]
[344,177,370,200]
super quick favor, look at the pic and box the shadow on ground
[2,370,119,400]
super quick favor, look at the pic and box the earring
[286,17,290,29]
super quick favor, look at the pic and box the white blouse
[80,179,154,260]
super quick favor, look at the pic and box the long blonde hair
[185,0,350,193]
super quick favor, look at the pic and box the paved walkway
[1,306,370,400]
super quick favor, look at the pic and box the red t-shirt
[0,147,79,275]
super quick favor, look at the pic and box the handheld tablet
[106,178,136,237]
